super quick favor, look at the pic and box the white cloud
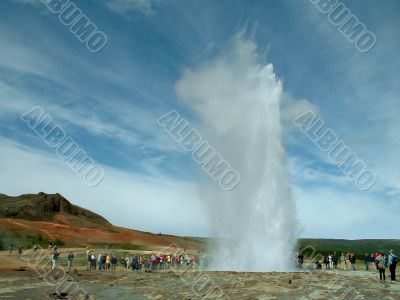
[288,155,350,189]
[280,92,319,135]
[103,0,158,15]
[288,1,400,196]
[0,18,182,155]
[0,36,57,79]
[2,89,181,156]
[9,0,43,6]
[294,184,400,239]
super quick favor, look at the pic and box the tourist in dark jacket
[323,255,329,269]
[67,251,74,272]
[111,255,118,271]
[349,254,357,271]
[297,252,304,269]
[364,253,370,271]
[332,253,338,269]
[369,253,375,271]
[388,250,397,281]
[315,260,322,269]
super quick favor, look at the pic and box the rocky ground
[0,250,399,300]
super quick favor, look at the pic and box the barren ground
[0,249,399,300]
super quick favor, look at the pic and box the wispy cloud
[103,0,159,15]
[294,183,399,239]
[0,14,183,158]
[9,0,42,6]
[280,92,319,135]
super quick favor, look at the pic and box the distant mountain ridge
[0,192,111,228]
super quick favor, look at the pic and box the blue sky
[0,0,399,239]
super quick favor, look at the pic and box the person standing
[67,251,74,273]
[388,250,397,281]
[48,241,53,252]
[126,255,132,270]
[350,254,357,271]
[139,255,144,270]
[106,254,111,271]
[369,253,375,271]
[9,243,14,255]
[297,252,304,269]
[324,255,329,269]
[315,260,322,269]
[377,254,387,280]
[98,254,105,271]
[328,254,333,270]
[150,254,156,270]
[364,253,370,271]
[374,252,381,270]
[340,253,346,270]
[85,247,91,271]
[51,247,60,270]
[102,254,107,270]
[111,255,117,270]
[90,253,96,270]
[332,252,338,269]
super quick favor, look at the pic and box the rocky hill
[0,192,203,250]
[0,192,111,228]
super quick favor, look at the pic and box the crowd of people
[41,243,209,274]
[367,251,398,281]
[9,242,397,282]
[297,250,397,281]
[83,247,208,272]
[86,249,118,271]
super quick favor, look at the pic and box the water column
[176,34,297,271]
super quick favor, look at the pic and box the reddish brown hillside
[0,192,110,228]
[0,193,203,250]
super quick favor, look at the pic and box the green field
[298,238,400,259]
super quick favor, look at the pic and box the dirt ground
[0,249,399,300]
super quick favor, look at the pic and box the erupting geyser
[176,33,297,271]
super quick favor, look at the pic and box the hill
[0,192,204,251]
[0,192,110,228]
